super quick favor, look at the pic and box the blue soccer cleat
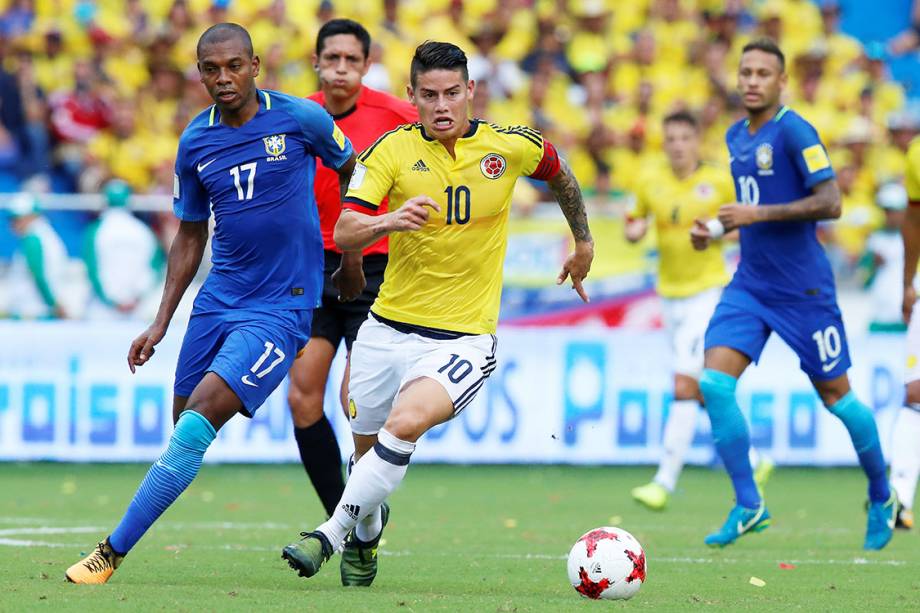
[864,492,898,551]
[704,503,771,547]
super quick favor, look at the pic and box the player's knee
[906,380,920,405]
[674,375,700,401]
[698,369,736,412]
[287,385,324,428]
[383,411,427,443]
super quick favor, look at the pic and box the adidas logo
[411,159,430,172]
[341,503,361,520]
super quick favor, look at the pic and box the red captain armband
[528,140,562,181]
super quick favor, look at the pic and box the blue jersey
[726,106,836,303]
[173,89,353,313]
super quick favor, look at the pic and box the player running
[627,111,772,511]
[65,23,356,584]
[892,135,920,530]
[287,19,416,549]
[691,38,896,550]
[281,41,594,581]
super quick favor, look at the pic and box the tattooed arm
[717,179,841,230]
[547,158,594,302]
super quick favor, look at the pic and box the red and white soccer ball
[566,526,646,601]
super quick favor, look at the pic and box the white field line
[0,524,907,567]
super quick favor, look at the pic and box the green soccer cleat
[753,456,775,489]
[704,502,771,547]
[340,503,390,587]
[282,531,333,579]
[631,482,669,511]
[864,492,898,551]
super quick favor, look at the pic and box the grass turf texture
[0,463,917,611]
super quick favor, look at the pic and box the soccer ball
[566,527,646,600]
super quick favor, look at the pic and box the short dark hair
[663,110,699,131]
[316,19,371,59]
[197,23,253,59]
[741,38,785,71]
[410,41,468,88]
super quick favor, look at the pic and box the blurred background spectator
[0,0,919,320]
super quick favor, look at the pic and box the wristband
[705,219,725,239]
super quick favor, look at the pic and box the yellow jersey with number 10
[344,120,548,334]
[630,161,735,298]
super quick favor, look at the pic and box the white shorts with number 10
[347,315,498,436]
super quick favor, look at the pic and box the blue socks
[827,392,890,503]
[109,410,216,554]
[699,369,761,509]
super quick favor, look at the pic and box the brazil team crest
[480,153,506,179]
[263,134,286,157]
[756,143,773,175]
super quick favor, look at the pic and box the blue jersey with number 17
[726,106,836,303]
[173,89,353,313]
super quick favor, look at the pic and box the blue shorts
[704,286,851,380]
[174,309,311,416]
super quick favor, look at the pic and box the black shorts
[311,250,387,352]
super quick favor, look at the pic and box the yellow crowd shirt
[630,161,734,298]
[344,120,550,334]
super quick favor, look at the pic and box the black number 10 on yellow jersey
[444,186,471,225]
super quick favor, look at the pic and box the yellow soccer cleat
[753,456,775,489]
[65,539,123,584]
[897,507,914,530]
[631,482,669,511]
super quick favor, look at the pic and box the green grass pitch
[0,463,916,610]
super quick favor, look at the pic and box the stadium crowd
[0,0,918,318]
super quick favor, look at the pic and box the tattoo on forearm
[755,180,840,223]
[549,160,592,242]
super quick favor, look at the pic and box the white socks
[316,429,415,548]
[654,400,699,492]
[890,406,920,510]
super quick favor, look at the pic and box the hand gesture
[690,219,713,251]
[127,322,167,373]
[558,241,594,303]
[388,196,441,232]
[332,264,366,302]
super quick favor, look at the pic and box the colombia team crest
[263,134,287,157]
[480,153,506,179]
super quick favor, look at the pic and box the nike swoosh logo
[821,358,841,373]
[197,158,217,172]
[241,374,258,387]
[737,506,765,534]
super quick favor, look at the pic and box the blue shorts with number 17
[704,286,851,381]
[174,309,311,416]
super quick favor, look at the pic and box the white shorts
[347,315,498,436]
[661,287,722,379]
[906,302,920,384]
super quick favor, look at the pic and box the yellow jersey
[905,137,920,201]
[630,161,734,298]
[344,120,549,334]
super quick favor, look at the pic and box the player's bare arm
[128,220,209,373]
[717,178,840,230]
[334,195,441,251]
[903,201,920,322]
[331,154,365,302]
[548,158,594,302]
